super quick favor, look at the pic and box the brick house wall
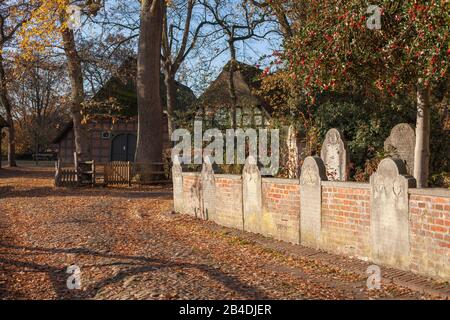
[55,116,169,164]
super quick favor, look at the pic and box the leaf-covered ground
[0,167,434,300]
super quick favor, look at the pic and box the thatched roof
[196,61,271,113]
[53,57,196,143]
[0,115,8,128]
[90,56,196,117]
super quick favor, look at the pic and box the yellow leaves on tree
[257,70,291,119]
[18,0,73,61]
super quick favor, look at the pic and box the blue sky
[182,35,282,96]
[80,0,283,96]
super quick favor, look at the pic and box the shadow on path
[0,243,270,300]
[0,186,172,199]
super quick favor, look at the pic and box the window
[101,132,111,139]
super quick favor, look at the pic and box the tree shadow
[0,243,270,300]
[0,167,53,179]
[0,186,172,199]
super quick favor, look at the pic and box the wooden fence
[55,159,170,187]
[55,156,96,187]
[55,161,78,187]
[104,161,132,186]
[104,161,170,186]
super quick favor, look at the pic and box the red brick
[430,225,447,233]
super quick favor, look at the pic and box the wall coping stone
[214,174,242,180]
[409,188,450,198]
[321,181,370,189]
[179,173,450,198]
[262,177,299,185]
[181,172,201,177]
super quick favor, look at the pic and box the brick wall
[409,189,450,280]
[178,172,450,281]
[213,175,243,229]
[321,182,371,258]
[261,178,300,244]
[182,173,201,218]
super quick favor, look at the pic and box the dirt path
[0,167,433,300]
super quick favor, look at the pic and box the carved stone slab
[370,158,416,270]
[243,156,263,234]
[320,128,348,181]
[384,123,415,175]
[201,156,216,220]
[172,156,184,213]
[300,156,327,248]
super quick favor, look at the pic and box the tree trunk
[135,0,164,163]
[228,40,238,129]
[0,127,2,169]
[5,110,15,167]
[60,25,91,162]
[413,82,431,188]
[0,54,16,167]
[164,70,177,138]
[271,4,293,39]
[286,125,300,178]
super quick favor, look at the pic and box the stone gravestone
[384,123,415,175]
[201,156,216,221]
[172,155,184,213]
[370,158,416,270]
[300,156,327,248]
[242,156,263,234]
[320,128,348,181]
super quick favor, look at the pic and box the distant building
[195,61,271,128]
[53,58,196,164]
[53,116,139,163]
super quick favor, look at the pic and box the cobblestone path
[0,167,436,300]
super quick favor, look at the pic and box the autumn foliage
[280,0,448,100]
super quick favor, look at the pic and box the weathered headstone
[172,155,184,213]
[370,158,416,270]
[201,156,216,220]
[300,156,327,248]
[320,128,348,181]
[384,123,415,175]
[242,156,263,234]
